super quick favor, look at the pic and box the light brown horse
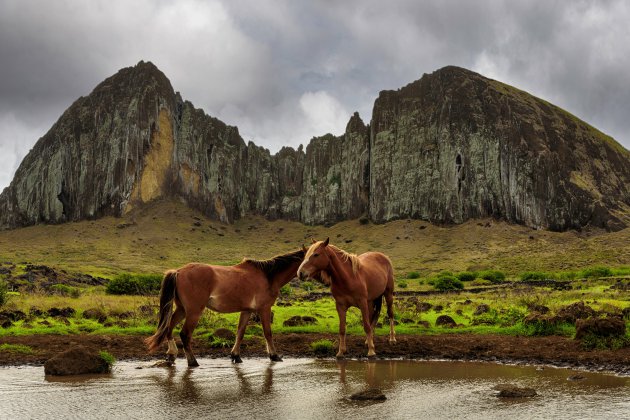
[145,249,305,367]
[297,238,395,357]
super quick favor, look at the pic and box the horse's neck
[327,249,354,283]
[270,262,302,289]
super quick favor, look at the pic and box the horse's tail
[371,294,384,326]
[144,270,178,353]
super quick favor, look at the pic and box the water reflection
[2,359,629,420]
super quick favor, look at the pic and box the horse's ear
[323,237,329,247]
[302,244,307,253]
[311,237,317,244]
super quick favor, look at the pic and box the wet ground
[1,358,629,419]
[2,333,630,375]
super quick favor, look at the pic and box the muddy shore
[1,333,629,375]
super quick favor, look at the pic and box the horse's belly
[207,294,254,313]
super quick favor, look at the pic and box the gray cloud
[1,0,629,190]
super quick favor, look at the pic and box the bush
[520,271,547,281]
[397,280,408,289]
[99,351,116,367]
[51,284,81,298]
[406,271,420,279]
[581,266,613,279]
[478,270,506,284]
[106,273,162,295]
[0,280,8,307]
[310,339,334,356]
[433,275,464,291]
[456,271,476,282]
[301,281,315,292]
[280,284,293,296]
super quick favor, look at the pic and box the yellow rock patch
[179,163,200,197]
[127,109,174,212]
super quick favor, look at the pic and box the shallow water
[1,358,629,419]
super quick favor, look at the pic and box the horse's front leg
[358,301,376,357]
[336,303,348,358]
[260,308,282,362]
[230,311,250,363]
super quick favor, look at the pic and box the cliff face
[1,62,629,231]
[369,66,630,230]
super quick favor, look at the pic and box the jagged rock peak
[1,62,628,231]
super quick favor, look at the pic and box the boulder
[212,328,236,341]
[44,346,111,376]
[282,315,318,327]
[349,388,387,401]
[575,317,626,339]
[474,304,490,316]
[82,308,107,323]
[494,385,537,398]
[435,315,457,328]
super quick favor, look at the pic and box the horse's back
[358,252,393,298]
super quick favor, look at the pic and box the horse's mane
[243,249,305,279]
[328,244,360,274]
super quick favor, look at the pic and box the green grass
[0,343,34,354]
[311,339,335,355]
[99,350,116,366]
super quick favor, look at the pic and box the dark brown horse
[297,238,395,357]
[145,249,305,367]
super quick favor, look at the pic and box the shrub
[520,272,547,281]
[280,284,293,296]
[456,271,476,282]
[580,334,629,351]
[99,351,116,367]
[397,280,408,289]
[406,271,420,279]
[301,281,315,292]
[478,270,506,284]
[310,339,334,356]
[106,273,162,295]
[433,275,464,291]
[51,284,81,298]
[581,266,613,279]
[0,279,8,307]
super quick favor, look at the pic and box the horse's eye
[313,253,319,257]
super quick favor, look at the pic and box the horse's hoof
[166,354,176,363]
[336,354,345,360]
[231,354,243,364]
[269,354,283,362]
[389,338,397,345]
[367,352,377,359]
[188,360,200,368]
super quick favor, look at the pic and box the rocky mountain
[1,62,629,231]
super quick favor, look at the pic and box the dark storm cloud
[1,0,629,190]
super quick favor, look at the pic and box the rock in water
[44,346,111,376]
[1,63,628,231]
[494,384,537,398]
[349,388,387,401]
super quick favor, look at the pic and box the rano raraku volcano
[1,61,629,231]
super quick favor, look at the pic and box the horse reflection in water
[145,249,305,366]
[149,364,274,405]
[298,238,396,357]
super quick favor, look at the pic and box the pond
[1,358,628,419]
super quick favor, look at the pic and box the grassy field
[1,198,629,349]
[0,198,629,279]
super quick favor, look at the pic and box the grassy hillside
[0,198,628,279]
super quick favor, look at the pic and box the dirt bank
[2,333,629,375]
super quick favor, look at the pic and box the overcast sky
[1,0,629,190]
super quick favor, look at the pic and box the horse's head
[297,237,330,280]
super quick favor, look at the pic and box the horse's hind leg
[180,311,202,367]
[230,311,250,363]
[166,304,185,362]
[385,291,396,344]
[261,308,282,362]
[358,301,376,357]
